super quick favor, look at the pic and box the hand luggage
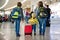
[24,24,32,35]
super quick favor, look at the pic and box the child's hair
[31,11,34,13]
[31,13,36,18]
[29,11,34,19]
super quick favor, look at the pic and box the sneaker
[39,32,42,35]
[40,33,45,36]
[34,33,36,35]
[16,34,20,37]
[42,33,45,36]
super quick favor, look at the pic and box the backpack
[12,11,19,18]
[11,7,21,19]
[39,7,47,18]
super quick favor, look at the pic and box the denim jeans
[32,24,36,33]
[14,19,21,35]
[39,18,47,35]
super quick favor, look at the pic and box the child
[28,13,38,35]
[25,11,30,23]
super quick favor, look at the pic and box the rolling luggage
[24,24,32,35]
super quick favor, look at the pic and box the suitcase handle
[25,23,31,25]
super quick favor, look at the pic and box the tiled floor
[0,18,60,40]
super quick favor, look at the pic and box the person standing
[11,2,24,37]
[46,5,51,27]
[34,1,48,35]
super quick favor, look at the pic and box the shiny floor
[0,19,60,40]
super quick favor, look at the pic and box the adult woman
[34,1,48,35]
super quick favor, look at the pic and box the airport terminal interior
[0,0,60,40]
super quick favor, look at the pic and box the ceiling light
[0,0,9,9]
[5,0,26,10]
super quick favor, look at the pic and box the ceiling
[0,0,23,10]
[0,0,60,10]
[3,0,22,9]
[0,0,5,7]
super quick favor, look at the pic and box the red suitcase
[25,24,32,35]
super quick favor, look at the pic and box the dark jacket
[46,8,51,19]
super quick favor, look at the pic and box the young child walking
[28,12,38,35]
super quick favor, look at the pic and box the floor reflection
[0,21,60,40]
[16,37,20,40]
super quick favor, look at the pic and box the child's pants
[32,24,36,33]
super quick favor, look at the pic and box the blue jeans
[32,24,36,33]
[39,18,47,35]
[14,19,21,35]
